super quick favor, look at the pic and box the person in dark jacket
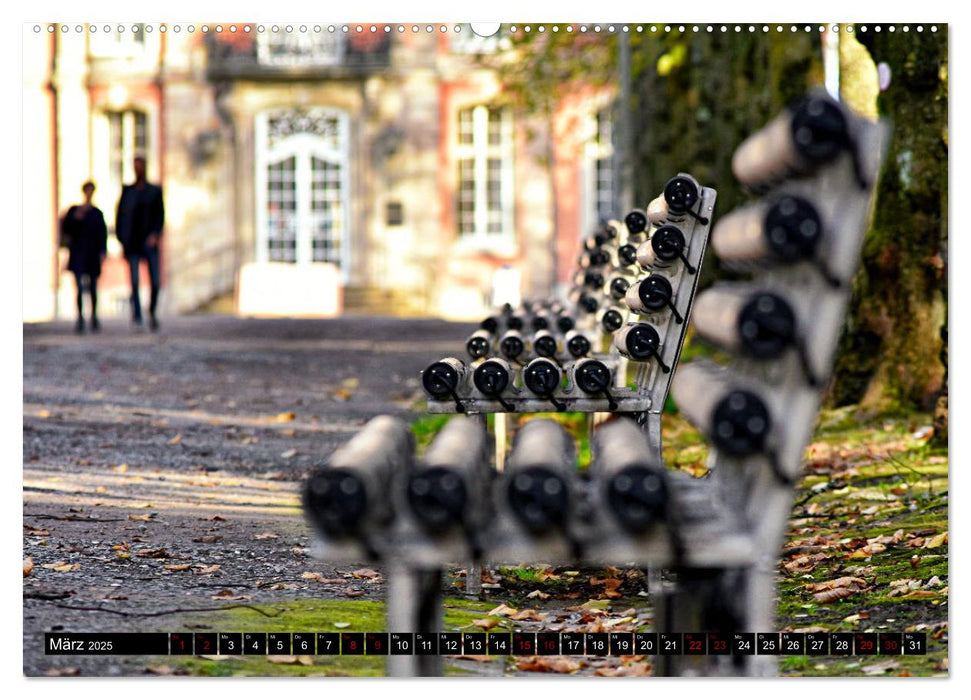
[116,155,165,331]
[61,181,108,334]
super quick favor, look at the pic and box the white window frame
[88,23,155,59]
[254,107,352,282]
[582,108,616,238]
[91,105,157,236]
[455,104,515,254]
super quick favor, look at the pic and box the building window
[89,24,148,57]
[456,105,514,244]
[108,110,147,184]
[255,107,351,276]
[256,31,345,67]
[96,109,149,230]
[584,108,615,233]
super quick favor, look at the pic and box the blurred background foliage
[492,25,947,435]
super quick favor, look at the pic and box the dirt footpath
[23,315,474,676]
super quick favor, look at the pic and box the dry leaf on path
[350,568,382,579]
[164,564,192,572]
[23,557,34,577]
[135,548,171,559]
[510,609,545,622]
[594,662,653,677]
[488,603,518,617]
[472,618,499,631]
[253,532,279,540]
[526,589,550,600]
[42,561,81,572]
[924,532,948,549]
[804,577,867,593]
[516,656,584,674]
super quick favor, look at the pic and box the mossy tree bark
[832,27,948,416]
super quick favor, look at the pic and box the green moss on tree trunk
[832,27,948,413]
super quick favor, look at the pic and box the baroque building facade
[23,23,617,321]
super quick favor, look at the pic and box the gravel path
[23,315,475,676]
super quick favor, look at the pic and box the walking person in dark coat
[61,181,108,334]
[116,155,165,331]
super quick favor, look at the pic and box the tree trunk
[831,26,948,414]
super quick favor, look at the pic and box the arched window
[255,107,351,276]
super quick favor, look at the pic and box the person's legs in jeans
[127,253,143,324]
[73,271,85,333]
[89,274,100,332]
[145,246,161,329]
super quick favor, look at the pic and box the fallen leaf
[847,543,887,559]
[301,572,324,581]
[24,526,50,536]
[804,577,867,593]
[135,548,171,559]
[164,564,192,572]
[127,514,154,522]
[252,532,279,540]
[472,618,499,631]
[23,557,34,577]
[516,656,584,674]
[36,409,51,419]
[280,449,297,459]
[509,609,545,622]
[44,668,80,676]
[813,588,857,604]
[204,515,227,522]
[603,616,635,629]
[594,662,653,677]
[350,568,382,580]
[924,532,948,549]
[193,536,222,544]
[526,589,550,600]
[332,388,353,401]
[488,603,519,617]
[342,587,365,598]
[193,565,221,575]
[590,577,624,598]
[274,412,296,422]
